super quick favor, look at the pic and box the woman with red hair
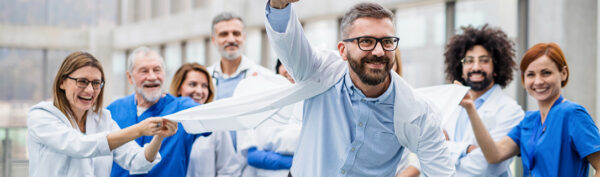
[461,43,600,177]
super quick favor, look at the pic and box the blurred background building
[0,0,597,176]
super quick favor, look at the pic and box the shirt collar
[212,55,252,79]
[474,84,498,108]
[342,68,395,105]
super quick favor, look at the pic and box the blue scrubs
[508,95,600,177]
[107,94,211,177]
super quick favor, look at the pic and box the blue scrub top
[508,95,600,177]
[107,93,210,177]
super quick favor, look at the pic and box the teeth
[535,88,547,92]
[79,96,92,100]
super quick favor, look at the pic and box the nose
[194,86,204,94]
[534,75,544,85]
[147,70,158,81]
[226,33,236,42]
[371,41,385,57]
[471,61,482,70]
[83,83,95,93]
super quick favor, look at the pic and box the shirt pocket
[360,131,401,165]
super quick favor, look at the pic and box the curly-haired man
[398,24,525,177]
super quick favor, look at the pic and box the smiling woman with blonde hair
[169,62,215,104]
[169,62,241,177]
[27,51,178,177]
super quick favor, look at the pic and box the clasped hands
[136,117,178,138]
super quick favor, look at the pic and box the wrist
[270,0,288,9]
[133,124,143,137]
[465,103,476,113]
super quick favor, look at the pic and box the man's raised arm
[265,0,321,82]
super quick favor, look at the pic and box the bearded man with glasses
[265,0,456,176]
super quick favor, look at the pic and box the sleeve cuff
[265,0,292,33]
[129,143,162,175]
[445,141,470,162]
[99,132,112,154]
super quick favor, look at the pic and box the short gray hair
[339,2,394,39]
[211,12,245,34]
[127,46,165,73]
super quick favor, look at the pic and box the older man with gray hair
[107,46,211,177]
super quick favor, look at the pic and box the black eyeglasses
[342,36,400,51]
[66,76,104,90]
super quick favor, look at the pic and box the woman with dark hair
[170,62,240,177]
[27,51,178,177]
[463,43,600,177]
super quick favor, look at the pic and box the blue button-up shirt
[291,69,403,177]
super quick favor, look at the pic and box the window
[395,3,446,87]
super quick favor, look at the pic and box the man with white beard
[207,12,275,177]
[107,47,211,177]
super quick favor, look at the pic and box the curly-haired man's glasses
[461,56,492,67]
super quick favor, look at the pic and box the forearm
[396,166,420,177]
[107,125,142,150]
[144,135,163,162]
[464,104,501,163]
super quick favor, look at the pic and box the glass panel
[245,29,263,65]
[185,39,207,65]
[111,51,127,101]
[0,0,47,26]
[395,3,446,87]
[304,19,339,51]
[0,48,44,101]
[455,0,518,37]
[164,43,183,88]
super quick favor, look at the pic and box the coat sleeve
[455,101,523,176]
[215,131,243,177]
[265,3,323,82]
[414,107,457,177]
[109,118,161,174]
[27,108,111,158]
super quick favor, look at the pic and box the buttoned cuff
[265,0,292,33]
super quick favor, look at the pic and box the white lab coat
[442,86,524,176]
[234,75,303,177]
[27,101,160,177]
[208,55,276,177]
[187,131,242,177]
